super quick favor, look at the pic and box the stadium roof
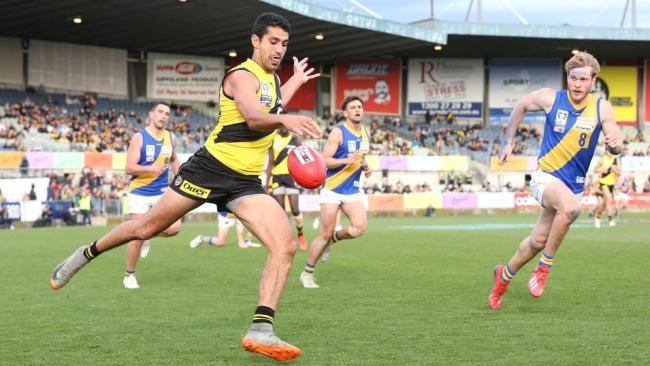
[1,0,649,62]
[0,0,443,64]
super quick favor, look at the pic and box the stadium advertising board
[1,202,21,221]
[488,60,562,123]
[594,66,637,125]
[645,60,650,123]
[29,40,127,96]
[334,59,401,115]
[407,58,484,118]
[147,52,224,102]
[622,156,650,171]
[276,66,317,111]
[0,37,22,86]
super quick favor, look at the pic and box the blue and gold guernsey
[537,90,602,194]
[324,122,370,194]
[128,128,174,196]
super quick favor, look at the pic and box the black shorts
[272,174,297,189]
[170,147,265,211]
[598,183,614,195]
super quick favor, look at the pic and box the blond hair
[565,51,600,76]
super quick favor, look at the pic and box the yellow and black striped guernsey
[205,58,282,175]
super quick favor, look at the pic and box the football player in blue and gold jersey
[489,52,623,310]
[122,102,181,289]
[299,96,371,289]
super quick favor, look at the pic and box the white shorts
[218,213,236,229]
[127,193,162,215]
[529,171,582,206]
[272,186,300,195]
[319,188,368,208]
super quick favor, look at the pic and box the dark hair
[341,96,364,110]
[252,12,291,39]
[151,102,170,111]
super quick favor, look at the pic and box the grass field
[1,213,648,365]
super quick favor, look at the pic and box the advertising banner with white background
[147,52,224,102]
[407,58,484,118]
[488,60,562,123]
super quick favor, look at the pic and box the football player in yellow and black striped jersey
[49,12,320,362]
[593,151,622,227]
[488,51,623,311]
[265,127,309,251]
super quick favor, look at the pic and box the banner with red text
[407,58,484,118]
[147,52,224,102]
[334,59,401,114]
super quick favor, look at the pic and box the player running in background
[489,51,623,310]
[50,12,320,361]
[123,102,181,289]
[615,174,634,218]
[593,150,621,228]
[189,211,261,249]
[299,96,371,288]
[266,127,308,250]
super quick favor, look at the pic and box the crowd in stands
[0,88,215,153]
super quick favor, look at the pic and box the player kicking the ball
[489,51,623,310]
[50,12,320,361]
[299,96,371,288]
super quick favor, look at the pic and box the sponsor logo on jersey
[145,145,156,162]
[554,109,568,133]
[575,116,595,131]
[260,81,272,107]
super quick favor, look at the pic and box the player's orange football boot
[489,264,510,310]
[297,233,308,251]
[528,266,550,298]
[242,330,302,361]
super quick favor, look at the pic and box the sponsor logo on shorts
[576,176,585,184]
[179,180,211,199]
[174,176,183,186]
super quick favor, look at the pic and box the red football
[287,145,326,189]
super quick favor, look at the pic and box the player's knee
[291,208,300,217]
[161,222,181,237]
[529,235,547,251]
[134,222,157,240]
[561,205,582,223]
[349,223,366,238]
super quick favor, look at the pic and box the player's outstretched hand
[282,115,321,138]
[293,57,320,84]
[499,144,513,165]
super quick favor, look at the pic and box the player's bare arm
[170,133,180,174]
[226,70,320,138]
[265,146,275,188]
[500,88,556,165]
[125,133,164,176]
[280,56,320,105]
[599,100,624,155]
